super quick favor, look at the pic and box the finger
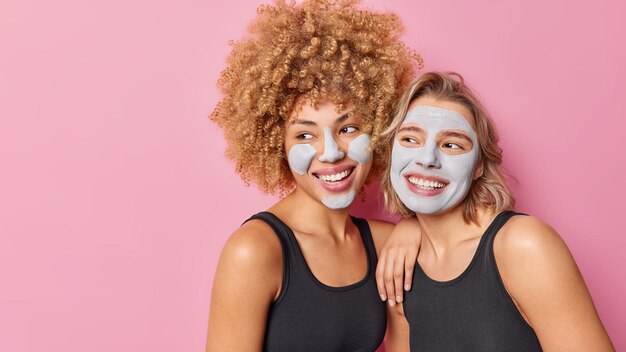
[394,254,405,303]
[384,255,396,306]
[375,252,387,301]
[404,250,417,291]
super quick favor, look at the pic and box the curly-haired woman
[205,1,419,351]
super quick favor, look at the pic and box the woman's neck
[416,205,496,253]
[269,188,353,240]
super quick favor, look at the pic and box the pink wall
[1,0,624,350]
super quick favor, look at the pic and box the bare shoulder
[212,218,284,305]
[218,219,283,273]
[493,216,614,350]
[207,219,284,350]
[367,218,395,236]
[364,218,394,251]
[494,214,577,288]
[494,215,570,264]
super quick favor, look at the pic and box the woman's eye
[340,126,358,134]
[442,142,461,149]
[297,133,314,140]
[400,136,418,144]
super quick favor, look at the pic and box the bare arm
[375,217,422,306]
[206,221,283,352]
[496,216,614,351]
[368,219,411,351]
[384,304,410,352]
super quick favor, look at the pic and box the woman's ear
[473,161,484,181]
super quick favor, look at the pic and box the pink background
[1,0,624,351]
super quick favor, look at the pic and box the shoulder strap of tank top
[243,212,294,304]
[482,210,528,250]
[481,210,536,333]
[244,211,298,254]
[350,216,379,265]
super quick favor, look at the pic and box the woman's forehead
[400,104,478,143]
[408,96,476,130]
[287,98,359,125]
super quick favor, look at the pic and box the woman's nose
[414,142,441,169]
[318,127,345,162]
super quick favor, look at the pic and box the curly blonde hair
[381,72,515,224]
[210,0,420,195]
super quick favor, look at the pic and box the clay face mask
[288,144,316,175]
[390,105,479,215]
[318,127,345,162]
[287,130,372,209]
[347,134,373,164]
[322,191,356,209]
[321,134,372,209]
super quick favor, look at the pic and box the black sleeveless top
[403,211,542,351]
[246,212,386,352]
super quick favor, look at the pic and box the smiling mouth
[407,176,448,190]
[314,168,354,184]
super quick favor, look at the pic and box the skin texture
[207,101,409,351]
[378,96,614,351]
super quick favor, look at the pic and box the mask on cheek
[286,133,373,210]
[390,106,479,215]
[347,134,373,164]
[287,144,316,175]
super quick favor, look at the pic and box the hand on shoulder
[367,218,395,249]
[373,217,422,307]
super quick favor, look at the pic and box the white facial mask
[347,134,373,164]
[390,106,478,215]
[322,134,372,209]
[288,144,316,175]
[318,127,345,162]
[287,130,372,209]
[322,191,356,209]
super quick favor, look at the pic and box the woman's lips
[403,172,449,197]
[313,166,356,192]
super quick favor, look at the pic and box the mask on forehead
[390,105,479,215]
[287,128,372,209]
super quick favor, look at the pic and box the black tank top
[403,211,542,351]
[246,212,386,352]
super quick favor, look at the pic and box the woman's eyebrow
[292,119,317,126]
[335,112,352,124]
[291,111,354,126]
[398,125,423,134]
[438,130,473,142]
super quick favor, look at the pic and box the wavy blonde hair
[381,72,515,224]
[210,0,420,195]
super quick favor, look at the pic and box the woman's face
[390,96,481,215]
[284,100,373,209]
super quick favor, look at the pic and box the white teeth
[319,170,350,183]
[407,176,446,189]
